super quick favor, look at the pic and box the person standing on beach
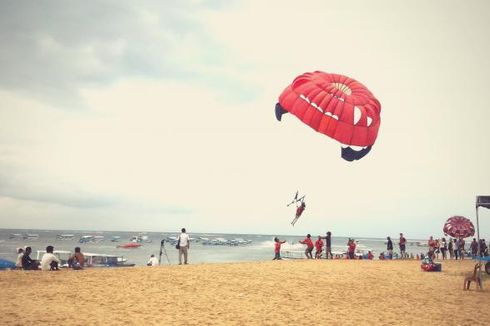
[459,237,465,260]
[177,228,190,265]
[448,238,454,259]
[428,236,436,260]
[315,236,324,259]
[440,237,447,260]
[321,231,333,259]
[454,238,460,260]
[273,237,286,260]
[386,236,393,259]
[347,239,356,259]
[470,238,478,256]
[399,233,407,259]
[299,234,314,259]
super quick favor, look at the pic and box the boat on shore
[117,242,142,249]
[35,250,134,268]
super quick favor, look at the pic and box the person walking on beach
[177,228,190,265]
[315,236,324,259]
[299,234,314,259]
[454,238,460,260]
[386,236,393,259]
[273,237,286,260]
[399,233,407,259]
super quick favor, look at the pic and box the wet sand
[1,259,489,325]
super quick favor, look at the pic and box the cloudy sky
[1,0,489,239]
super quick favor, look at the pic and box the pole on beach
[476,198,482,289]
[159,239,171,265]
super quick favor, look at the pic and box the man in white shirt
[147,254,159,266]
[40,245,61,271]
[177,228,190,265]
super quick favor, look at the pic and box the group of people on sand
[15,245,85,271]
[427,236,489,260]
[273,232,335,260]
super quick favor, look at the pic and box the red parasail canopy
[276,71,381,161]
[443,216,475,238]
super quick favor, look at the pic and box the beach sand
[1,259,489,325]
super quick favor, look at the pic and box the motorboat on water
[110,236,121,242]
[129,234,151,243]
[79,235,105,243]
[117,242,142,249]
[56,234,75,240]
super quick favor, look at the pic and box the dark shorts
[400,245,406,251]
[274,252,281,259]
[306,247,313,254]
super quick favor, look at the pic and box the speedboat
[110,236,121,242]
[56,234,75,240]
[117,242,142,249]
[23,233,39,240]
[79,235,94,243]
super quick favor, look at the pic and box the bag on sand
[176,238,180,250]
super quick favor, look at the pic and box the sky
[1,0,489,239]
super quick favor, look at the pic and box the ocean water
[0,229,429,266]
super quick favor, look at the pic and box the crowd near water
[0,228,488,269]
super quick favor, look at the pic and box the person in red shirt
[347,238,356,259]
[315,236,324,259]
[299,234,314,259]
[291,201,306,226]
[273,237,286,260]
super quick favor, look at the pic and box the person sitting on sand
[68,247,85,270]
[314,236,323,259]
[299,234,314,259]
[367,251,374,260]
[273,237,286,260]
[40,245,60,271]
[21,247,39,270]
[147,254,159,266]
[15,248,24,269]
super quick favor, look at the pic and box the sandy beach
[1,259,489,325]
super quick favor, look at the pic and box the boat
[129,234,151,243]
[8,233,23,240]
[84,253,135,267]
[36,250,134,268]
[117,242,142,249]
[228,238,253,246]
[23,233,39,240]
[79,235,94,243]
[56,234,75,240]
[110,236,121,242]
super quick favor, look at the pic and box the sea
[0,229,429,266]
